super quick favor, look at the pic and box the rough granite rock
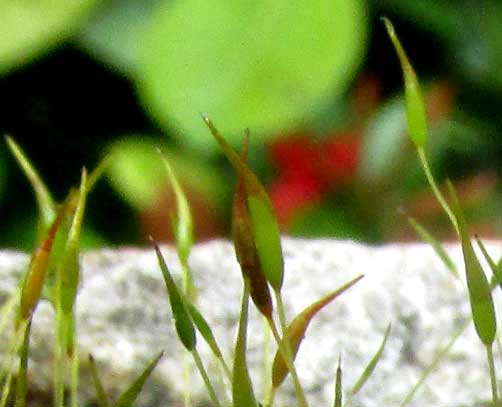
[1,238,501,407]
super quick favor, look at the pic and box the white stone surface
[1,238,502,406]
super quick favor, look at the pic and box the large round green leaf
[0,1,98,75]
[138,0,367,153]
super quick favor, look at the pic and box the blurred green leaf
[358,97,409,185]
[0,1,98,75]
[79,0,161,75]
[107,136,227,210]
[138,0,367,153]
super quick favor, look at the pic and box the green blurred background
[2,0,502,250]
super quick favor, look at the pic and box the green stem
[417,147,458,234]
[487,345,499,405]
[271,290,309,407]
[191,349,222,407]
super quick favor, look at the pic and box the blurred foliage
[137,0,367,153]
[0,0,98,74]
[2,0,502,249]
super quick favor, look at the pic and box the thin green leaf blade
[5,135,56,234]
[333,354,342,407]
[382,18,428,148]
[475,236,502,291]
[88,354,111,407]
[408,217,458,279]
[272,275,363,388]
[60,168,88,314]
[448,181,496,346]
[113,351,164,407]
[232,281,257,407]
[351,323,391,395]
[14,322,31,407]
[158,151,194,266]
[152,240,196,350]
[19,209,65,321]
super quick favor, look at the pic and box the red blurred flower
[268,132,360,229]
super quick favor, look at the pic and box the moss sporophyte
[1,17,501,407]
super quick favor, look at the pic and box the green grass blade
[382,18,428,148]
[475,236,502,291]
[203,115,284,291]
[158,151,194,267]
[232,279,258,407]
[272,275,363,388]
[351,323,391,395]
[152,240,196,350]
[14,321,31,407]
[87,155,111,193]
[88,355,111,407]
[113,351,164,407]
[408,218,458,279]
[59,168,87,314]
[447,181,496,346]
[5,136,56,234]
[333,355,342,407]
[19,208,65,321]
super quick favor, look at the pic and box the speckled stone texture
[0,239,501,406]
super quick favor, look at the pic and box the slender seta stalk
[417,148,457,233]
[487,345,499,405]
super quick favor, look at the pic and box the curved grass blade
[408,217,458,279]
[475,236,502,291]
[152,239,196,350]
[5,135,56,234]
[19,208,65,321]
[272,274,363,388]
[203,115,284,291]
[232,133,273,319]
[333,354,342,407]
[232,279,258,407]
[351,323,391,395]
[86,155,111,194]
[447,181,496,346]
[382,18,427,148]
[88,355,110,407]
[59,168,87,314]
[158,151,194,267]
[113,351,164,407]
